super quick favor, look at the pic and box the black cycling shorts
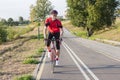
[47,32,60,50]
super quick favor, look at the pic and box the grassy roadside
[0,36,44,80]
[0,22,45,80]
[63,18,120,42]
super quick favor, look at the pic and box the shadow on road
[40,79,61,80]
[63,36,79,39]
[89,65,120,70]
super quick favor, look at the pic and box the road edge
[32,50,46,80]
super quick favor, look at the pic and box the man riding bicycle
[44,10,64,65]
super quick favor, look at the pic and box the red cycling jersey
[45,17,63,33]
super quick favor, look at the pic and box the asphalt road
[36,29,120,80]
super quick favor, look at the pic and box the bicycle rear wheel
[51,59,55,73]
[50,47,56,73]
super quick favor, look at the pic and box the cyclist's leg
[47,32,53,58]
[54,32,60,58]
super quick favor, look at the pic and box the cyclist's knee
[47,40,51,47]
[56,43,60,50]
[56,49,60,53]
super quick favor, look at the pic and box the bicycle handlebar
[44,38,63,41]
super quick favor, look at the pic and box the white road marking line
[63,42,99,80]
[36,53,47,80]
[63,42,91,80]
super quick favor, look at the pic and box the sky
[0,0,67,20]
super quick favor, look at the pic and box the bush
[7,28,19,40]
[0,27,7,43]
[36,48,44,56]
[14,75,34,80]
[37,48,44,53]
[23,58,39,64]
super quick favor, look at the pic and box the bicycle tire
[51,59,55,73]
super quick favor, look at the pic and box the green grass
[72,31,87,38]
[63,21,88,38]
[23,58,39,64]
[27,55,38,58]
[23,48,44,64]
[91,18,120,41]
[36,48,44,55]
[27,48,44,58]
[38,34,44,39]
[14,75,34,80]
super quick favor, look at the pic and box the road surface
[36,29,120,80]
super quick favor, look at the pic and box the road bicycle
[45,37,62,73]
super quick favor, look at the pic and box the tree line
[0,16,30,27]
[67,0,120,36]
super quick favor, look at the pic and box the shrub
[14,75,34,80]
[36,48,44,56]
[23,58,39,64]
[7,28,18,40]
[0,27,7,43]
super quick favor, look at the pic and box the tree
[86,0,119,36]
[30,0,53,22]
[13,21,19,26]
[67,0,87,27]
[116,9,120,16]
[0,19,7,26]
[8,18,13,23]
[67,0,119,37]
[19,16,24,24]
[8,18,14,26]
[30,5,37,22]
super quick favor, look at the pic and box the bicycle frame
[45,37,62,73]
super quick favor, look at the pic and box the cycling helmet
[50,10,58,15]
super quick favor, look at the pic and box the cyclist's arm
[58,21,64,38]
[43,26,47,39]
[60,28,64,38]
[44,18,50,39]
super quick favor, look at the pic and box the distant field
[6,24,37,41]
[63,18,120,42]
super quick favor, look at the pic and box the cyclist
[44,10,64,65]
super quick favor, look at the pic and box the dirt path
[0,26,44,80]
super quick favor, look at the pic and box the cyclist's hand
[44,38,47,41]
[60,38,63,41]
